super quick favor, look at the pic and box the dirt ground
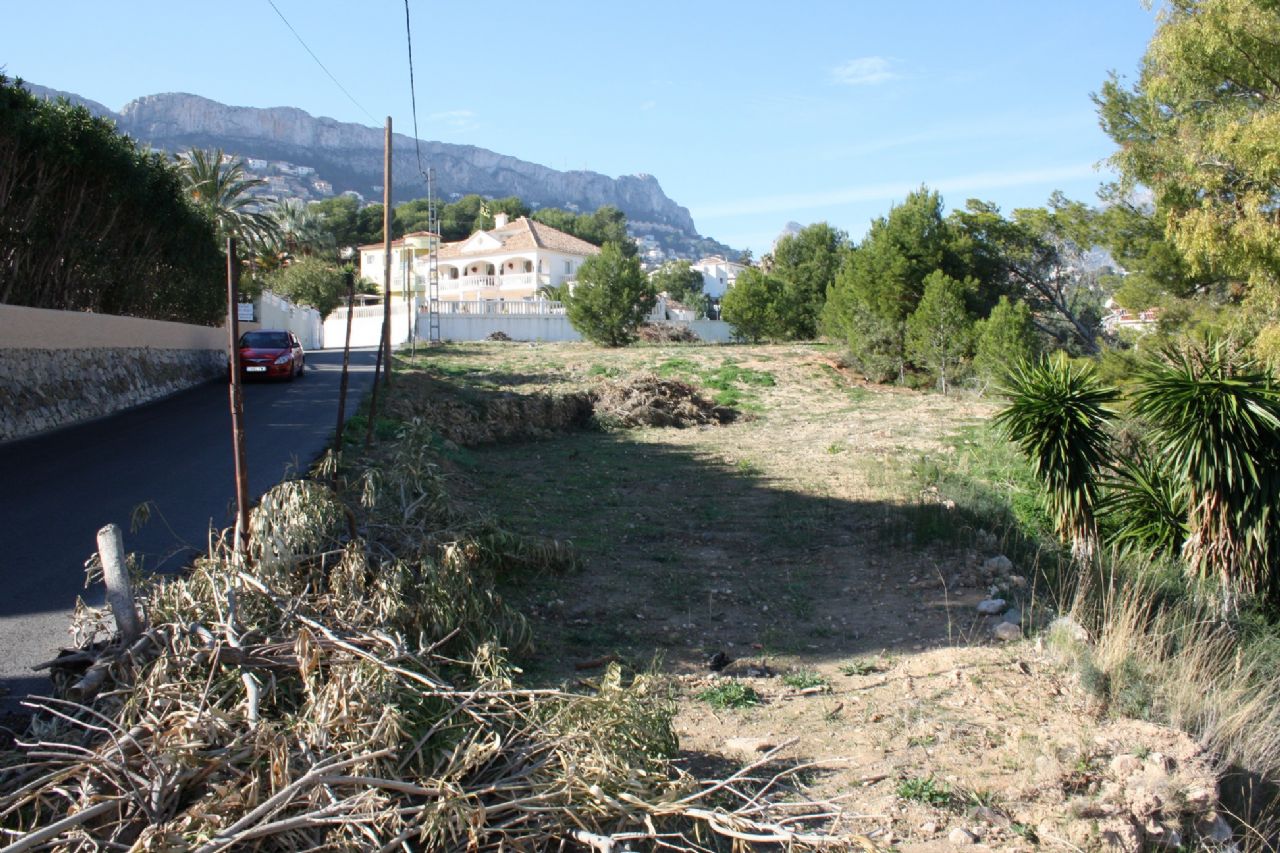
[398,341,1227,851]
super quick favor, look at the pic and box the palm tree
[994,355,1118,563]
[177,148,281,255]
[273,198,334,259]
[1130,339,1280,612]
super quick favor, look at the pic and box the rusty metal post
[225,238,250,558]
[381,116,393,389]
[334,268,355,450]
[364,337,384,449]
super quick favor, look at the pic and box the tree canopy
[1095,0,1280,301]
[0,77,224,324]
[563,243,654,346]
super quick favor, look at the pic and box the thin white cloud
[694,163,1104,220]
[640,100,657,111]
[429,109,476,128]
[830,57,896,86]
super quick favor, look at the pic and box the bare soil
[399,341,1224,850]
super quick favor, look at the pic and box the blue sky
[3,1,1158,254]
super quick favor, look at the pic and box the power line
[265,0,378,125]
[404,0,428,184]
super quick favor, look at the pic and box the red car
[237,329,305,381]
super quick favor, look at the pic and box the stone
[948,827,977,845]
[1097,817,1144,852]
[983,555,1013,574]
[1195,812,1233,844]
[920,821,938,834]
[993,621,1023,641]
[1110,754,1143,777]
[1049,616,1090,644]
[976,598,1007,615]
[1000,608,1022,625]
[724,736,775,756]
[1008,573,1028,588]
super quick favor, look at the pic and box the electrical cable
[265,0,378,125]
[404,0,429,184]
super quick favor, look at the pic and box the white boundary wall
[322,301,414,349]
[257,292,323,350]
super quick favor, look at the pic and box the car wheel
[296,357,305,379]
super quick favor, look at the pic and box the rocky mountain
[23,84,727,257]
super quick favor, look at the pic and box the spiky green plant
[1130,339,1280,610]
[994,355,1118,563]
[1100,454,1189,557]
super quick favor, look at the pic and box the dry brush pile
[0,425,861,851]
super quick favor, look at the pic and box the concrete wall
[258,292,323,350]
[0,304,229,443]
[413,308,736,344]
[323,301,414,349]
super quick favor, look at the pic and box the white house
[358,214,601,302]
[691,255,746,299]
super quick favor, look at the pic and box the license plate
[246,366,267,373]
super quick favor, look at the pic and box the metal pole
[225,238,250,559]
[364,339,383,449]
[381,116,393,388]
[334,269,355,450]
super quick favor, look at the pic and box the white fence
[257,292,323,350]
[414,299,735,343]
[323,300,415,349]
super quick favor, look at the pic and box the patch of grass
[826,443,846,454]
[895,775,952,808]
[906,734,937,748]
[697,682,763,710]
[781,670,829,690]
[839,660,886,677]
[587,364,621,378]
[735,459,762,476]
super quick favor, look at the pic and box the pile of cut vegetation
[593,373,735,428]
[637,322,699,343]
[0,429,857,850]
[385,372,594,445]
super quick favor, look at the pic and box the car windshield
[240,331,291,349]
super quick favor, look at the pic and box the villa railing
[421,300,567,316]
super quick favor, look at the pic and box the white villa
[358,213,601,302]
[691,255,746,299]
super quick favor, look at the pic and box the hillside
[22,83,734,260]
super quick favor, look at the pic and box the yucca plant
[1100,454,1189,558]
[994,355,1118,563]
[1130,339,1280,612]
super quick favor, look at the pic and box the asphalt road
[0,347,379,712]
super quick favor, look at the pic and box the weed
[896,776,952,807]
[587,364,620,378]
[781,670,829,690]
[826,443,846,455]
[1010,822,1039,843]
[907,734,938,748]
[735,459,762,476]
[697,682,763,709]
[839,659,886,677]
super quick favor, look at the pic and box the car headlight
[274,353,293,365]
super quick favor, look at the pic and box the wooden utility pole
[225,239,250,558]
[380,116,393,389]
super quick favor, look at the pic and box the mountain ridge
[22,83,723,254]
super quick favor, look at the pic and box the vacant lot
[394,341,1222,851]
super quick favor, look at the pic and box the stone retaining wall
[0,347,227,442]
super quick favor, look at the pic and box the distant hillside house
[691,255,746,299]
[358,214,601,302]
[312,179,333,196]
